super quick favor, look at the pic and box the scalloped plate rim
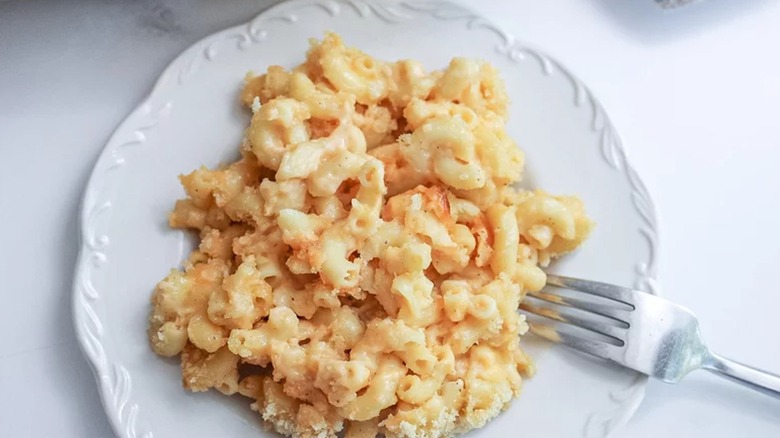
[71,1,658,437]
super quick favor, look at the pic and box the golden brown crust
[148,32,593,438]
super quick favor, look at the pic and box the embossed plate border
[72,1,658,437]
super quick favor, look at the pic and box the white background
[0,0,778,437]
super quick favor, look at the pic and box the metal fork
[520,274,780,398]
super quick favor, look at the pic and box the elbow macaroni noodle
[149,33,593,438]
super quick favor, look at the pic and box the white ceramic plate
[72,1,658,437]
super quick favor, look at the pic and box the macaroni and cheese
[148,33,593,438]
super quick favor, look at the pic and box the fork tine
[520,302,625,345]
[528,290,632,326]
[527,321,624,362]
[546,274,636,307]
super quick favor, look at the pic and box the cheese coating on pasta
[149,33,593,438]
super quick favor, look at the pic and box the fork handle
[702,352,780,399]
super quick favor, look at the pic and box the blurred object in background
[657,0,698,8]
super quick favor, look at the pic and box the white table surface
[1,0,778,436]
